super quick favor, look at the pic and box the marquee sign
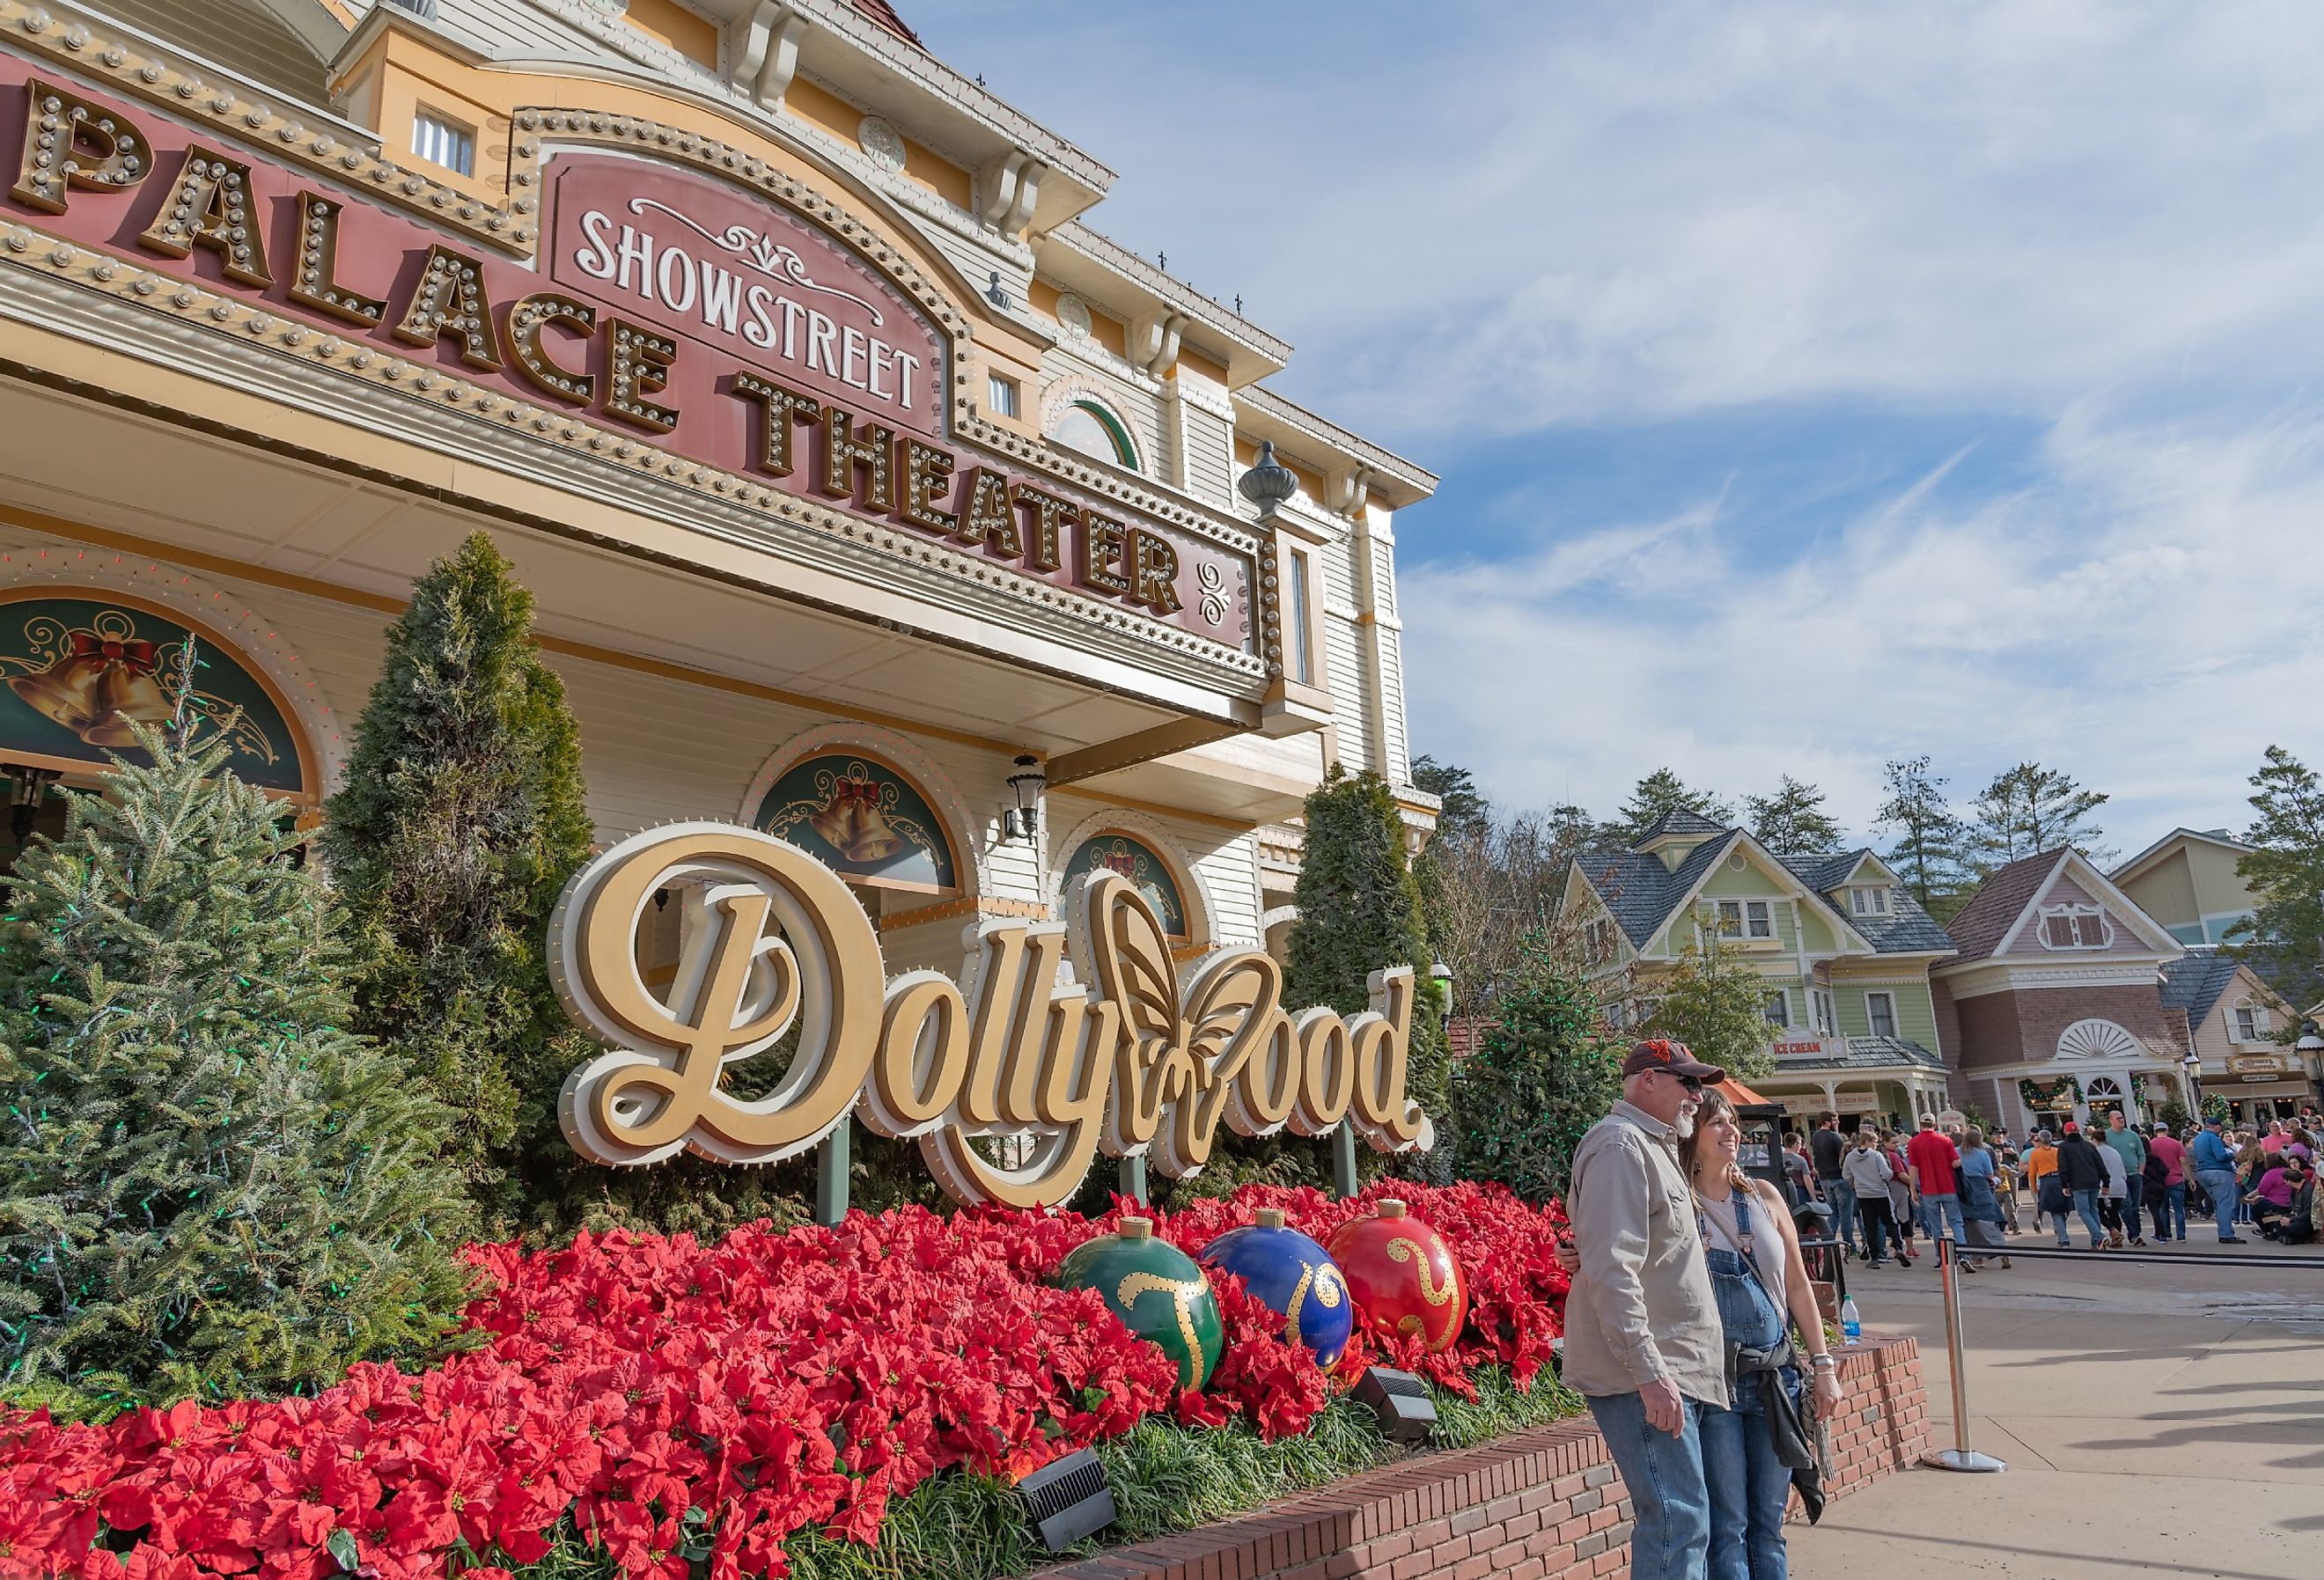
[0,65,1253,647]
[548,823,1435,1209]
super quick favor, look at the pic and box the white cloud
[1403,403,2324,840]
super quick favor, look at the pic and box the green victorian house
[1562,810,1960,1127]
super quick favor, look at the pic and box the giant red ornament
[1326,1198,1467,1352]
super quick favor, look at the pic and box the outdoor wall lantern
[3,765,60,844]
[1002,754,1046,842]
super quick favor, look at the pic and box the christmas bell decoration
[808,775,905,863]
[8,648,109,735]
[1200,1207,1354,1368]
[1326,1198,1467,1353]
[79,654,177,749]
[1052,1216,1222,1390]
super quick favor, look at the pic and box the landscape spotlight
[1352,1365,1437,1442]
[1015,1446,1115,1552]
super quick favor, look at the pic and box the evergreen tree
[1409,754,1489,847]
[1967,761,2109,873]
[1640,933,1775,1079]
[1456,932,1624,1201]
[1873,755,1970,915]
[321,532,595,1223]
[2234,746,2324,1010]
[1745,775,1843,855]
[0,731,472,1410]
[1286,765,1448,1168]
[1617,768,1732,840]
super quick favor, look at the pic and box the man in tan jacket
[1565,1039,1726,1580]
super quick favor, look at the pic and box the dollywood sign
[549,823,1435,1209]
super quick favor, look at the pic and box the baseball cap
[2203,1113,2225,1128]
[1622,1038,1725,1084]
[2061,1121,2079,1135]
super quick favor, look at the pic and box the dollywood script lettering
[549,823,1435,1208]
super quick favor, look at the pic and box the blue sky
[912,1,2324,850]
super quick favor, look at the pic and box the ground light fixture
[1015,1446,1115,1551]
[1351,1365,1437,1441]
[1003,754,1046,842]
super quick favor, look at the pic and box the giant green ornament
[1052,1216,1223,1390]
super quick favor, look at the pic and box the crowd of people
[1783,1108,2324,1262]
[1557,1046,2322,1580]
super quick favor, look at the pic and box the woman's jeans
[1856,1195,1897,1260]
[1701,1207,1795,1580]
[2197,1168,2240,1238]
[1586,1391,1708,1580]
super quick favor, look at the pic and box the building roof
[851,0,923,46]
[2111,826,2254,885]
[2159,948,2255,1031]
[1634,806,1730,843]
[1942,849,2067,965]
[1775,853,1957,954]
[1572,833,1739,949]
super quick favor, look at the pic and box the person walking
[1957,1128,2010,1268]
[2102,1112,2148,1246]
[1809,1113,1859,1259]
[1684,1089,1844,1580]
[1843,1129,1907,1266]
[2093,1129,2129,1247]
[2055,1122,2109,1250]
[1906,1114,1969,1259]
[2190,1115,2247,1245]
[2147,1123,2188,1242]
[1565,1039,1729,1580]
[1880,1130,1917,1258]
[1993,1137,2023,1232]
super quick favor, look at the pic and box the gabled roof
[2112,827,2254,885]
[1943,850,2067,965]
[1571,832,1739,949]
[1634,806,1729,843]
[2159,949,2244,1032]
[1776,852,1956,954]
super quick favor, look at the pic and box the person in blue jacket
[2189,1115,2246,1246]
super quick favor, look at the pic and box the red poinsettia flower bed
[0,1181,1569,1580]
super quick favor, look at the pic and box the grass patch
[777,1366,1583,1580]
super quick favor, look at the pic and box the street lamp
[1430,958,1454,1039]
[1002,755,1046,842]
[2298,1022,2324,1108]
[2181,1049,2203,1118]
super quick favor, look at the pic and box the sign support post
[815,1120,850,1226]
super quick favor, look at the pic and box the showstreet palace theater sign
[548,824,1435,1209]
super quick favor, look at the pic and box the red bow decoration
[832,779,884,806]
[66,630,161,673]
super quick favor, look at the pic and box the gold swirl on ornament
[1386,1238,1455,1306]
[1116,1271,1207,1362]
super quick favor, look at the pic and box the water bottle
[1840,1295,1862,1347]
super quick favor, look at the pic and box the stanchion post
[1921,1224,2006,1473]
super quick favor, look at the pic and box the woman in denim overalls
[1683,1091,1844,1580]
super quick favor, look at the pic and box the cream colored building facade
[0,0,1437,977]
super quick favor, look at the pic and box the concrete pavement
[1789,1225,2324,1578]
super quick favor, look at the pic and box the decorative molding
[734,718,989,900]
[1938,961,2165,1000]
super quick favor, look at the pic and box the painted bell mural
[753,754,957,893]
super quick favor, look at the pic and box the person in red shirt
[1906,1114,1969,1253]
[2146,1126,2188,1242]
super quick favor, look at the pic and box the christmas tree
[1457,934,1625,1201]
[0,729,472,1411]
[321,532,595,1223]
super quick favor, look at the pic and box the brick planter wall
[1035,1334,1926,1580]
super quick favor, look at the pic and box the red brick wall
[1034,1335,1927,1580]
[1952,982,2171,1074]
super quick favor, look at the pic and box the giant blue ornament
[1200,1207,1355,1368]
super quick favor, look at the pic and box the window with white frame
[1717,900,1775,939]
[1762,989,1791,1027]
[986,373,1020,419]
[1287,547,1314,685]
[2232,1000,2271,1041]
[1849,886,1891,916]
[412,110,475,177]
[1585,917,1618,966]
[1865,990,1897,1039]
[1812,988,1836,1037]
[2038,904,2113,951]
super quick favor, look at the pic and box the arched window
[751,752,959,895]
[1061,830,1188,939]
[1048,399,1140,472]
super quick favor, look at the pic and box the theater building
[0,0,1438,972]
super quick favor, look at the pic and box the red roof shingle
[1943,849,2070,965]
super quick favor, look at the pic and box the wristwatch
[1809,1353,1837,1370]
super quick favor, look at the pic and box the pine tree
[1745,776,1843,855]
[0,731,472,1410]
[1617,768,1732,840]
[1967,762,2109,873]
[1873,755,1969,915]
[321,532,595,1223]
[1285,765,1448,1169]
[2234,746,2324,1010]
[1456,933,1624,1201]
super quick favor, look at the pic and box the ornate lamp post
[2181,1048,2203,1121]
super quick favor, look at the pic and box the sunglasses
[1665,1072,1704,1094]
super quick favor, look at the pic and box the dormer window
[1717,900,1775,939]
[1848,886,1891,916]
[2232,1000,2271,1041]
[2039,904,2113,950]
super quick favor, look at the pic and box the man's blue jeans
[2197,1168,2241,1239]
[1820,1175,1860,1253]
[2122,1174,2145,1238]
[1920,1190,1967,1246]
[2161,1181,2188,1240]
[2071,1187,2105,1246]
[1586,1390,1709,1580]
